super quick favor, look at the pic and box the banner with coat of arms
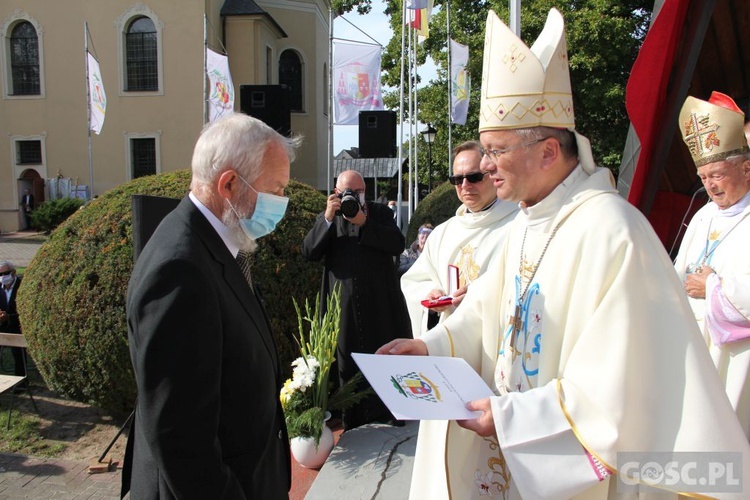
[333,42,383,125]
[450,39,470,125]
[87,52,107,135]
[206,48,235,123]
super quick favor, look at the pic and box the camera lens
[340,194,360,218]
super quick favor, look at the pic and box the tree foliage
[378,0,651,181]
[333,0,373,16]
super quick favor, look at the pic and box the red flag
[625,0,690,206]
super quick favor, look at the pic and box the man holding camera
[302,169,412,430]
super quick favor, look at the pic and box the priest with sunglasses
[400,140,516,337]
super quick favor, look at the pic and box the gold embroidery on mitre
[683,112,720,158]
[502,44,527,73]
[679,93,750,168]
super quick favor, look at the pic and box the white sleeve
[491,381,610,499]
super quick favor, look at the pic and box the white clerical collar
[519,164,585,221]
[189,192,240,258]
[467,198,498,214]
[715,190,750,218]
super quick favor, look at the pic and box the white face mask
[1,274,14,287]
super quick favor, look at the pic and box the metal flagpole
[397,0,407,230]
[407,15,414,222]
[84,22,94,199]
[409,23,422,211]
[328,7,334,194]
[446,0,452,174]
[510,0,521,36]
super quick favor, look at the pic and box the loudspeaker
[359,110,397,158]
[131,195,180,263]
[239,85,291,137]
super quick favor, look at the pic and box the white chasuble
[674,193,750,438]
[418,166,750,499]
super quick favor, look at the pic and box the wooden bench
[0,332,38,429]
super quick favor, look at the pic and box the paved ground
[0,231,45,268]
[0,454,121,499]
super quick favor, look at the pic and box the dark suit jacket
[124,197,290,499]
[22,194,34,212]
[0,276,22,333]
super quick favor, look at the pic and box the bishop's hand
[684,265,714,299]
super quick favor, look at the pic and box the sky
[332,0,438,153]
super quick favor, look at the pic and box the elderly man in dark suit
[0,260,25,377]
[122,113,300,499]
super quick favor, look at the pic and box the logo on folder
[390,372,442,403]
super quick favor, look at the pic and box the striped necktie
[236,250,254,290]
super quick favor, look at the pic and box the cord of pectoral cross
[509,223,561,350]
[699,213,748,267]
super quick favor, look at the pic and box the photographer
[302,170,412,430]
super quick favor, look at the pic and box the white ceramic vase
[290,413,334,469]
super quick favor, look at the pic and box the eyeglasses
[0,270,12,276]
[448,172,488,185]
[480,137,549,162]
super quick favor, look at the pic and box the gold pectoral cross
[508,304,522,350]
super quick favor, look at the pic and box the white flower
[288,355,319,394]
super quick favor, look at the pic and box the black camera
[337,189,361,218]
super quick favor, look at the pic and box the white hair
[191,112,301,185]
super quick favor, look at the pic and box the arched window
[279,49,303,112]
[10,21,39,95]
[125,16,157,91]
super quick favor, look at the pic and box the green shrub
[30,197,85,234]
[405,181,461,242]
[17,170,325,415]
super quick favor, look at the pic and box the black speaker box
[131,195,181,263]
[359,110,397,158]
[239,85,291,137]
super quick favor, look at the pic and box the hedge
[405,181,462,242]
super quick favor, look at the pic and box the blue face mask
[229,176,289,240]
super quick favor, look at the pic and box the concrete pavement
[305,422,417,499]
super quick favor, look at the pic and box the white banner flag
[333,43,383,125]
[450,40,470,125]
[206,48,235,122]
[407,0,429,8]
[87,52,107,134]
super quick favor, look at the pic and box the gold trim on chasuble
[444,422,511,499]
[555,380,716,499]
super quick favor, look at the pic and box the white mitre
[479,8,596,173]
